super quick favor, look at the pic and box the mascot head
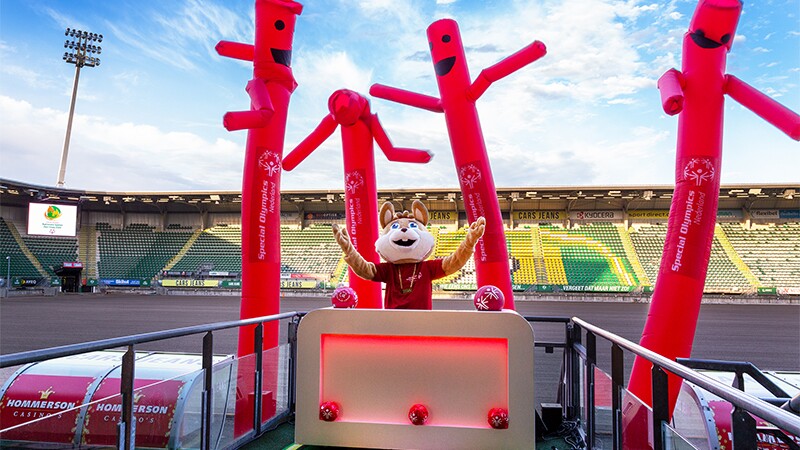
[375,200,436,264]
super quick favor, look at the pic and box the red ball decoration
[408,403,429,425]
[488,407,509,429]
[331,286,358,308]
[474,285,504,311]
[319,401,340,422]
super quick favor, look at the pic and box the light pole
[5,256,9,298]
[57,28,102,188]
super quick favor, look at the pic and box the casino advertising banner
[0,374,93,444]
[83,378,185,447]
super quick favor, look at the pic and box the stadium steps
[530,226,549,284]
[540,226,637,286]
[0,218,41,278]
[432,227,468,285]
[78,224,99,279]
[163,228,204,271]
[616,224,650,286]
[332,257,347,284]
[627,223,665,286]
[714,224,760,288]
[4,219,47,277]
[507,230,536,284]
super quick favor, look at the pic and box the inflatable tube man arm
[370,114,434,163]
[369,84,444,113]
[467,41,547,102]
[282,115,339,171]
[332,224,377,280]
[441,217,485,275]
[657,68,685,116]
[216,41,276,132]
[725,75,800,140]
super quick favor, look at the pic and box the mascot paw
[332,223,351,249]
[468,217,486,242]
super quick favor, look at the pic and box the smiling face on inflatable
[688,0,742,52]
[259,0,303,67]
[375,200,436,265]
[427,19,471,97]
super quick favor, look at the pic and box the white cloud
[0,95,243,190]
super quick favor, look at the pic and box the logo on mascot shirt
[459,164,482,189]
[683,158,715,187]
[345,171,365,195]
[258,150,282,177]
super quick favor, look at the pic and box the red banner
[83,378,184,447]
[0,374,93,444]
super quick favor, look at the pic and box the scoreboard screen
[27,203,78,237]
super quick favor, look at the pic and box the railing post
[569,323,582,420]
[611,343,623,450]
[200,331,213,450]
[253,323,264,434]
[118,345,135,450]
[288,315,300,418]
[732,406,757,449]
[586,331,596,448]
[651,365,669,450]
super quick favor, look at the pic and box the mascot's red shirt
[372,259,445,310]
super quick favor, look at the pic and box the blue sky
[1,0,798,192]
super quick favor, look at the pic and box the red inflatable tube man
[283,90,432,308]
[628,0,800,417]
[370,19,546,309]
[216,0,303,356]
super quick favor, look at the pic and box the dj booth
[295,308,536,449]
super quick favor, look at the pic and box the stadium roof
[1,178,797,214]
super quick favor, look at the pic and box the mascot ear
[380,202,396,229]
[412,199,428,226]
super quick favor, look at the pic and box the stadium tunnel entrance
[54,265,81,293]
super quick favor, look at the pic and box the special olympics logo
[44,205,62,221]
[683,158,715,187]
[258,150,281,177]
[345,171,364,195]
[459,164,482,189]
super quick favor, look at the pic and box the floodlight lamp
[98,34,103,42]
[65,29,70,36]
[96,47,101,54]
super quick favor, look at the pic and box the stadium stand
[628,223,754,293]
[539,223,639,287]
[0,218,43,278]
[721,222,800,288]
[1,180,797,296]
[97,223,193,279]
[170,225,240,273]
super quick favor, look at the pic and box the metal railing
[569,316,800,449]
[2,312,798,449]
[0,311,303,450]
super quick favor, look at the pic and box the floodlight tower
[57,28,102,188]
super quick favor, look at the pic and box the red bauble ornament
[474,285,504,311]
[408,403,429,425]
[488,407,509,429]
[319,401,340,421]
[331,286,358,308]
